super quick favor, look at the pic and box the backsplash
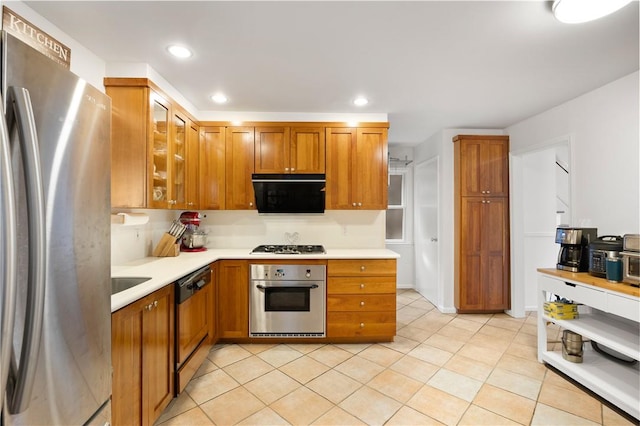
[111,209,385,265]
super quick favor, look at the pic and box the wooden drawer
[328,259,396,276]
[327,294,396,312]
[327,311,396,337]
[327,276,396,294]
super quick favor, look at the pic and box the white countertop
[111,248,400,312]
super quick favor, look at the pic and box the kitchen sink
[111,277,151,295]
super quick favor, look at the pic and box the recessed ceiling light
[353,97,369,107]
[167,45,192,59]
[211,93,228,104]
[552,0,632,23]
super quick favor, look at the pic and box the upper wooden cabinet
[325,127,388,210]
[106,78,198,209]
[184,118,200,209]
[453,135,509,197]
[254,126,290,173]
[225,126,256,210]
[199,126,226,210]
[254,126,325,174]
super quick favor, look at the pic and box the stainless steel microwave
[252,174,326,214]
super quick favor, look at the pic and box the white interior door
[414,157,439,304]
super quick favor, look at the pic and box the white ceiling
[24,1,639,145]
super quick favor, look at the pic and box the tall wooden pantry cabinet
[453,135,510,313]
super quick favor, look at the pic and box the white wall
[507,71,639,235]
[111,210,387,265]
[507,71,640,312]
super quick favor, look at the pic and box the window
[386,173,405,241]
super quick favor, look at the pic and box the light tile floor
[156,290,636,426]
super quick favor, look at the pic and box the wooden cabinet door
[457,136,509,197]
[458,197,484,311]
[108,85,148,208]
[149,92,171,209]
[355,128,388,209]
[225,127,255,209]
[217,260,249,338]
[458,197,510,311]
[209,262,218,343]
[143,285,174,425]
[325,128,356,209]
[185,121,200,209]
[199,126,226,210]
[111,299,144,426]
[169,111,187,209]
[290,127,325,173]
[112,285,174,426]
[482,197,510,310]
[254,127,290,173]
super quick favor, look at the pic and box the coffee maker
[556,227,598,272]
[179,211,207,252]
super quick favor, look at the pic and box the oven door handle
[256,284,319,290]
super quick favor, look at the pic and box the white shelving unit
[538,270,639,420]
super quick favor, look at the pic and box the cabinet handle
[153,300,158,308]
[357,202,362,207]
[360,266,366,271]
[187,202,194,206]
[359,323,365,328]
[482,200,486,204]
[249,202,253,207]
[290,168,295,172]
[352,202,357,207]
[486,190,491,194]
[360,301,365,307]
[486,200,491,204]
[285,167,289,171]
[360,283,365,289]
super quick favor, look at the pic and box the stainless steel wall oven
[249,264,326,337]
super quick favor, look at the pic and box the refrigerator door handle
[0,93,18,415]
[5,87,47,414]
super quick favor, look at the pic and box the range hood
[252,174,325,214]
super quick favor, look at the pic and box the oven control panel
[250,264,326,281]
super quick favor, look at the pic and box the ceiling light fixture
[210,93,228,104]
[552,0,632,24]
[353,97,369,107]
[167,45,192,59]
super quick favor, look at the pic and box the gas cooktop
[251,244,326,255]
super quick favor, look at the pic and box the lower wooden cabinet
[326,259,396,340]
[217,260,249,338]
[111,285,174,426]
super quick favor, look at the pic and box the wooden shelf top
[538,268,640,298]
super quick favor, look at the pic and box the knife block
[153,233,180,257]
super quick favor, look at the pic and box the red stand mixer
[179,211,208,252]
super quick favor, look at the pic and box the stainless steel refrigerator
[0,31,111,425]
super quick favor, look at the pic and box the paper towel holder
[111,212,150,226]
